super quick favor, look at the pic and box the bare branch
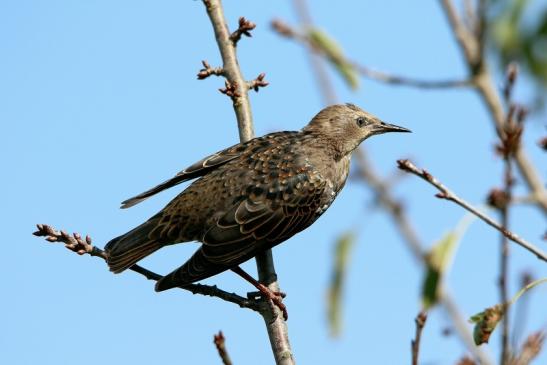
[197,60,224,80]
[248,73,269,92]
[229,17,256,44]
[509,331,545,365]
[438,0,547,214]
[33,224,261,312]
[271,19,471,90]
[411,312,428,365]
[397,160,547,262]
[201,1,294,364]
[202,0,254,141]
[213,331,233,365]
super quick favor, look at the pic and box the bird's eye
[356,117,367,127]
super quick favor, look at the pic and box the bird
[105,103,410,314]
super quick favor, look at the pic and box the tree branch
[202,0,254,142]
[201,1,294,364]
[354,151,492,364]
[397,159,547,262]
[438,0,547,215]
[33,224,261,311]
[271,18,471,90]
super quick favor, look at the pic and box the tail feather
[105,219,163,273]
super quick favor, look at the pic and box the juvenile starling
[105,104,409,295]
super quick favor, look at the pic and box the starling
[105,103,410,299]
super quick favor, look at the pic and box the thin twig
[438,0,547,214]
[397,159,547,262]
[33,224,261,311]
[271,18,471,90]
[201,2,294,364]
[411,312,428,365]
[213,331,233,365]
[498,63,521,365]
[500,155,513,365]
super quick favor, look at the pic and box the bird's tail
[105,218,163,273]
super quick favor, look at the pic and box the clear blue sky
[2,1,546,364]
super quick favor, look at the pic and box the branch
[271,19,471,90]
[438,0,547,214]
[397,160,547,262]
[213,331,233,365]
[354,152,491,364]
[33,224,261,312]
[201,1,294,364]
[202,0,254,141]
[411,312,428,365]
[230,17,256,44]
[197,60,224,79]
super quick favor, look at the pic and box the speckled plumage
[105,104,410,291]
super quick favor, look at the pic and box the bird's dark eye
[356,117,367,127]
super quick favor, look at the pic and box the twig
[397,159,547,262]
[411,311,428,365]
[213,331,233,365]
[354,152,493,362]
[271,18,471,90]
[438,0,547,214]
[229,17,256,44]
[33,224,260,312]
[497,62,523,365]
[248,73,269,92]
[197,60,224,79]
[201,1,294,364]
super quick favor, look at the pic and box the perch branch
[33,224,261,311]
[201,1,294,364]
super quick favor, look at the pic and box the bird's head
[303,103,411,156]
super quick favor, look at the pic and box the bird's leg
[231,266,288,320]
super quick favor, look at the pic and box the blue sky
[1,1,546,364]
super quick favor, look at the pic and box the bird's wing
[200,170,328,266]
[155,169,330,290]
[120,142,249,209]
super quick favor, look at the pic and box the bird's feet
[231,266,289,320]
[254,284,288,321]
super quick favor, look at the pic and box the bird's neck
[303,135,352,193]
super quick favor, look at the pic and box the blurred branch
[33,224,261,312]
[354,153,491,362]
[509,331,545,365]
[201,1,294,364]
[439,0,547,215]
[289,1,491,363]
[411,312,428,365]
[271,19,472,89]
[397,159,547,262]
[213,331,233,365]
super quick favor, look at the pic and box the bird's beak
[373,120,412,134]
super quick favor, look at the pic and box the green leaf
[327,231,356,337]
[421,214,475,310]
[307,27,359,90]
